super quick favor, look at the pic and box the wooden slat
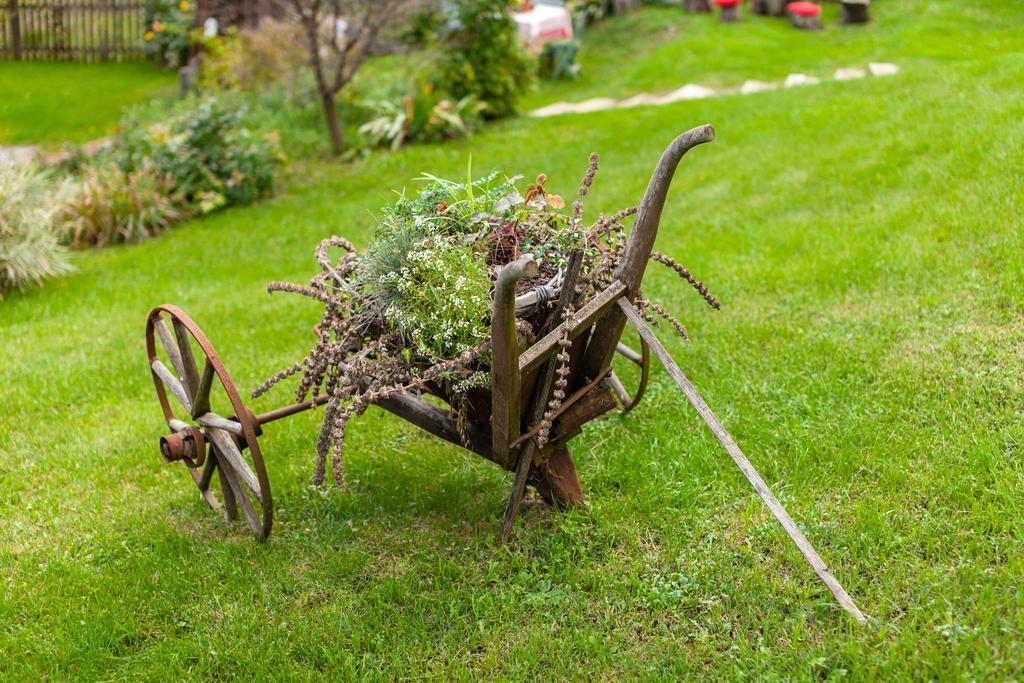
[618,299,868,624]
[151,358,193,413]
[519,280,627,376]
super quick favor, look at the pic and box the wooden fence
[1,1,148,62]
[0,0,278,62]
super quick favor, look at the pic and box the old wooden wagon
[145,125,867,623]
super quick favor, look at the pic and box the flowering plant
[142,0,194,69]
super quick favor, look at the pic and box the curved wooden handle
[581,125,715,382]
[617,123,715,297]
[491,255,539,467]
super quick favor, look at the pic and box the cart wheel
[609,333,650,413]
[145,304,273,540]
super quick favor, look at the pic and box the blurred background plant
[0,164,72,298]
[142,0,195,69]
[358,84,484,150]
[60,164,185,248]
[195,18,307,93]
[109,97,282,214]
[432,0,535,119]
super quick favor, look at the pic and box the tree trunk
[320,92,345,155]
[841,2,870,24]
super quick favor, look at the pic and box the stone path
[530,62,900,118]
[0,136,111,167]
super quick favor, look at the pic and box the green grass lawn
[3,1,1024,678]
[0,62,176,146]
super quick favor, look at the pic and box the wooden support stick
[619,299,868,624]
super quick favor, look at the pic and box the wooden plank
[618,299,868,624]
[151,359,193,413]
[8,0,21,60]
[508,368,612,450]
[518,280,627,376]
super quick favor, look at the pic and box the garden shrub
[0,165,71,298]
[113,97,282,214]
[60,164,185,248]
[197,19,307,93]
[358,84,485,151]
[433,0,534,119]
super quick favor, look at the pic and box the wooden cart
[145,125,867,623]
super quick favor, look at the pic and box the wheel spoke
[205,427,261,499]
[215,454,238,521]
[172,318,201,398]
[153,317,188,383]
[615,342,644,366]
[217,458,262,533]
[195,412,243,436]
[191,358,215,418]
[152,359,193,413]
[197,451,217,491]
[608,371,631,407]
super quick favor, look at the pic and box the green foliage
[0,165,71,297]
[433,0,534,119]
[399,6,443,47]
[59,164,185,248]
[354,167,580,361]
[112,97,282,214]
[358,85,485,151]
[196,20,308,93]
[142,0,194,69]
[566,0,607,29]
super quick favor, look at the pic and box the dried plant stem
[650,251,721,310]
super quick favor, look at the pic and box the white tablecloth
[511,6,573,49]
